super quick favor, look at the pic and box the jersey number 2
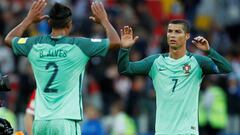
[44,62,58,93]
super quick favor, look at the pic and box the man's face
[167,23,189,50]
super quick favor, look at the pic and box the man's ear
[67,21,72,29]
[186,33,190,40]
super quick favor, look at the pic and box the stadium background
[0,0,240,135]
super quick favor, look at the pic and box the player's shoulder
[190,52,208,60]
[33,35,49,40]
[27,35,51,44]
[14,35,46,46]
[189,52,211,67]
[66,36,90,44]
[160,52,169,58]
[73,37,103,43]
[151,53,166,63]
[22,35,42,42]
[71,37,106,47]
[144,54,161,64]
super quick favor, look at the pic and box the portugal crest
[183,64,191,74]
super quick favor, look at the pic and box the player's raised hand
[89,1,109,24]
[120,26,139,49]
[26,0,48,23]
[192,36,210,51]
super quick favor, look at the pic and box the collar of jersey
[50,35,65,39]
[167,54,187,62]
[162,54,188,66]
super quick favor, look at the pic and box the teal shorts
[33,119,81,135]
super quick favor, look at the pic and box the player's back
[12,35,109,121]
[29,35,88,120]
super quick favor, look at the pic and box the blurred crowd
[0,0,240,135]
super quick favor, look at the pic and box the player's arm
[4,0,47,48]
[206,48,232,73]
[24,113,34,135]
[118,26,159,76]
[118,48,159,76]
[90,1,120,49]
[192,36,232,74]
[24,90,35,135]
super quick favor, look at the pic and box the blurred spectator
[109,99,137,135]
[194,0,215,33]
[180,0,200,24]
[114,76,132,101]
[82,104,106,135]
[0,107,17,133]
[199,78,228,135]
[84,75,103,112]
[15,59,35,131]
[225,48,240,135]
[0,9,5,35]
[126,76,149,134]
[208,22,232,55]
[134,1,155,33]
[99,64,120,115]
[0,36,14,74]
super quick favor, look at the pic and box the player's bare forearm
[4,18,33,47]
[90,1,120,49]
[5,0,47,47]
[102,20,120,49]
[24,113,34,135]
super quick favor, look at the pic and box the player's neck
[169,47,186,59]
[51,29,68,37]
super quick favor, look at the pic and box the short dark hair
[49,3,72,29]
[169,19,190,33]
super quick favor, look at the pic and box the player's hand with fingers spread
[26,0,48,23]
[89,1,109,24]
[120,26,139,49]
[192,36,210,51]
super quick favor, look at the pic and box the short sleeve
[75,38,109,57]
[12,36,38,56]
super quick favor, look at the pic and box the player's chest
[156,61,196,77]
[152,60,200,97]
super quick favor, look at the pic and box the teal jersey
[12,35,109,120]
[118,48,232,135]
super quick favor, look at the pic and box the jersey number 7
[172,79,178,93]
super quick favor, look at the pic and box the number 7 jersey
[150,53,206,135]
[12,35,109,121]
[118,48,232,135]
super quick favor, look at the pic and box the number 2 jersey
[118,48,232,135]
[12,35,109,121]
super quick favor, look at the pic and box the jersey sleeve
[75,37,109,57]
[118,48,159,76]
[11,36,38,56]
[194,48,232,74]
